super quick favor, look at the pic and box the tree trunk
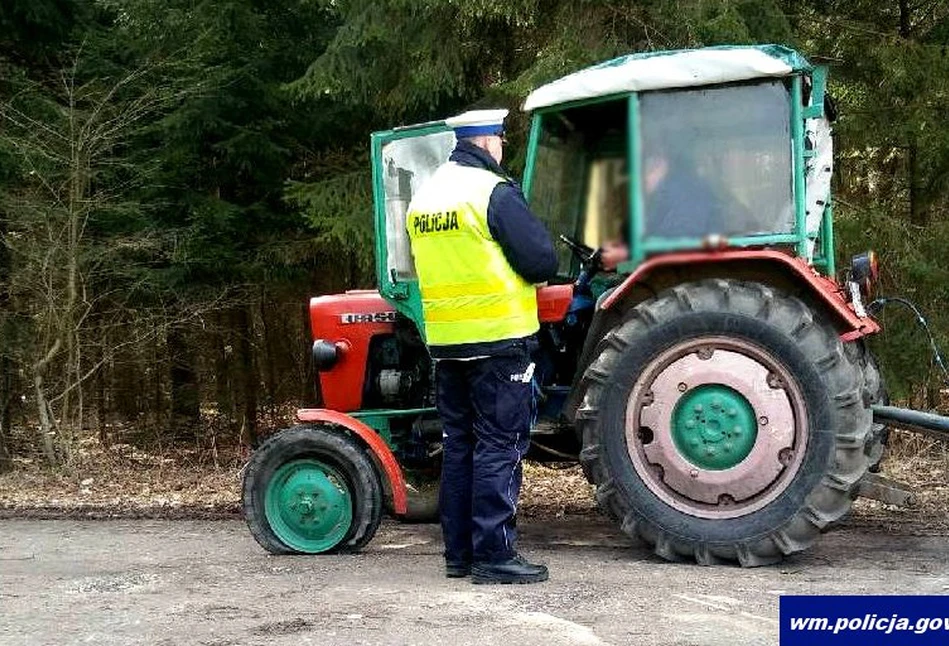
[898,0,911,39]
[897,0,927,226]
[152,339,165,445]
[259,290,278,427]
[0,355,13,473]
[908,140,928,226]
[301,302,316,404]
[234,305,259,448]
[214,309,234,432]
[0,208,11,472]
[168,324,200,442]
[95,331,109,448]
[34,372,58,467]
[0,424,11,473]
[31,336,62,467]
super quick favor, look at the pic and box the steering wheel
[559,234,603,270]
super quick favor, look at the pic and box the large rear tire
[242,425,384,554]
[854,344,889,472]
[578,279,872,566]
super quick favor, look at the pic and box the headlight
[312,340,341,370]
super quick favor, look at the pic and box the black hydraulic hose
[868,296,949,385]
[866,297,949,438]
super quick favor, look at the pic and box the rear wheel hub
[626,337,807,519]
[671,384,758,470]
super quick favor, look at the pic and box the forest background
[1,1,948,496]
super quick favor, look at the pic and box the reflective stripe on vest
[406,162,538,347]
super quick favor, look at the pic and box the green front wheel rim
[264,459,353,553]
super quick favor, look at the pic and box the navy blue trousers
[436,349,533,564]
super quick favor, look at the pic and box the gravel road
[2,517,948,646]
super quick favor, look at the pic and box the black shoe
[471,555,548,584]
[445,561,471,578]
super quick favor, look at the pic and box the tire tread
[578,279,873,566]
[241,425,384,555]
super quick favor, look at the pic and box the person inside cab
[597,149,728,270]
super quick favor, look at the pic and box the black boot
[445,561,471,578]
[471,555,548,584]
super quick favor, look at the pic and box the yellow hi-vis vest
[406,162,538,347]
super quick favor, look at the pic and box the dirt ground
[2,516,949,646]
[2,429,948,646]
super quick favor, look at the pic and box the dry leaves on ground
[1,428,947,530]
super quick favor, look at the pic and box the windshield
[639,80,793,239]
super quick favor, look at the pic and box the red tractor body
[242,45,907,565]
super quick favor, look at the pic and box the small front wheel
[242,425,383,554]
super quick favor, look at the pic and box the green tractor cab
[243,45,890,566]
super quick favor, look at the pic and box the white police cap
[445,109,509,138]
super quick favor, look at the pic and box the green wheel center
[671,384,758,470]
[264,459,353,552]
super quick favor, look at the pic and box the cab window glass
[380,131,456,281]
[639,80,793,239]
[529,125,586,273]
[582,156,627,249]
[529,100,628,273]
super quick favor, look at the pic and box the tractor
[242,44,908,566]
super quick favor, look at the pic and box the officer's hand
[601,241,630,271]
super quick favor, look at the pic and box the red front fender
[296,408,408,516]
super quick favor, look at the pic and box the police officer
[406,109,558,584]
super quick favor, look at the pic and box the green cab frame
[370,64,835,340]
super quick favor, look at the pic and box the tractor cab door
[525,99,630,278]
[370,123,456,335]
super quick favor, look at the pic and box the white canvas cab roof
[523,45,811,111]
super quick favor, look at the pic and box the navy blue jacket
[430,140,559,359]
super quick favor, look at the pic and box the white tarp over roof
[523,46,806,111]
